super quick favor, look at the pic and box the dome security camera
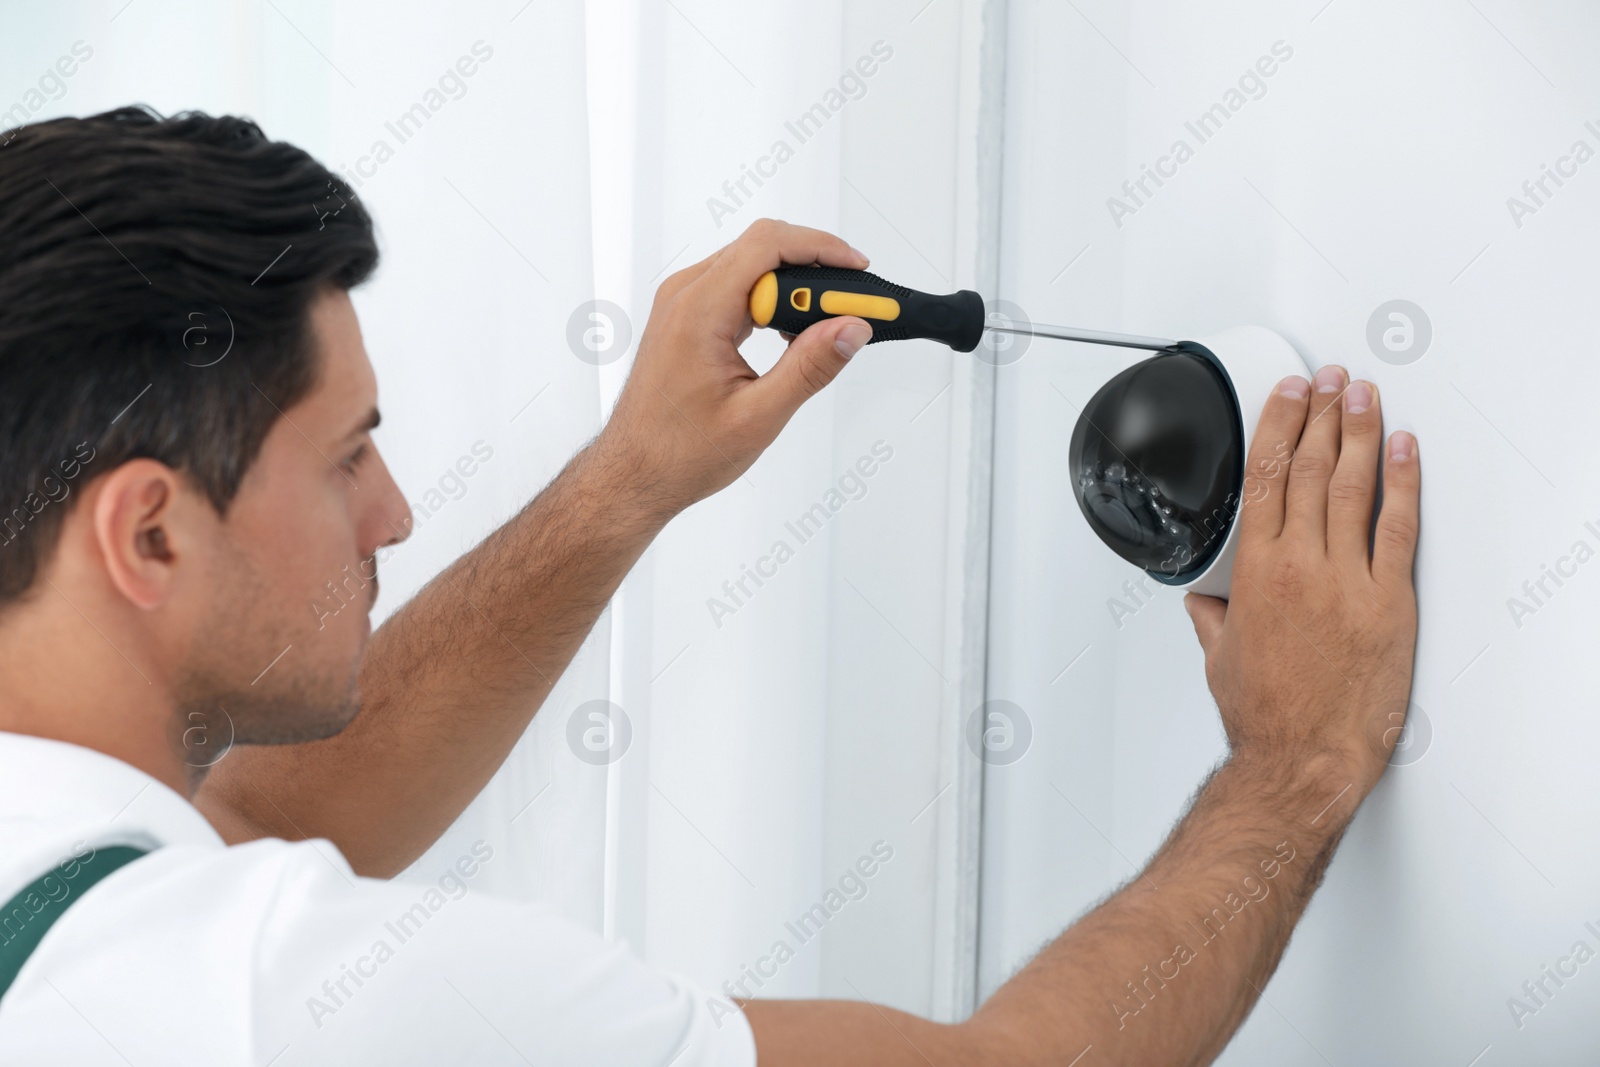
[1068,327,1310,599]
[740,266,1314,599]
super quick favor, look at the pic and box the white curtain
[9,0,1005,1021]
[571,0,1001,1018]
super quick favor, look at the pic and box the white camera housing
[1069,326,1310,600]
[1174,327,1310,598]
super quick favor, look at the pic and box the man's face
[175,288,411,749]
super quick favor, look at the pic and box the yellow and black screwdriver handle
[748,266,986,352]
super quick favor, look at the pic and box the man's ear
[90,459,191,611]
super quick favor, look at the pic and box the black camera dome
[1068,349,1244,584]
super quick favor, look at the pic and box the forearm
[198,432,671,875]
[746,755,1361,1067]
[967,755,1357,1065]
[751,364,1418,1065]
[198,219,876,875]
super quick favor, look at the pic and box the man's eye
[341,445,367,472]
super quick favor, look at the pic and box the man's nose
[365,451,414,554]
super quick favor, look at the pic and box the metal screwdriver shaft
[984,321,1178,352]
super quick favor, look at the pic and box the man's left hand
[596,218,874,518]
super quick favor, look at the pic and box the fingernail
[1314,365,1346,393]
[1277,375,1310,399]
[1344,380,1373,414]
[1389,431,1415,462]
[848,245,869,264]
[835,322,872,359]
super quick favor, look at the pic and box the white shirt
[0,732,756,1066]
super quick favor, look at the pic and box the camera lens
[1068,349,1244,583]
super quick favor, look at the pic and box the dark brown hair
[0,105,377,603]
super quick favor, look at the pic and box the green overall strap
[0,845,149,1002]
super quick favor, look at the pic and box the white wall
[983,0,1600,1062]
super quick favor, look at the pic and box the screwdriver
[748,266,1178,353]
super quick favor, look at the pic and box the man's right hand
[1184,365,1421,803]
[744,367,1422,1066]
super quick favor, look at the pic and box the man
[0,107,1420,1065]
